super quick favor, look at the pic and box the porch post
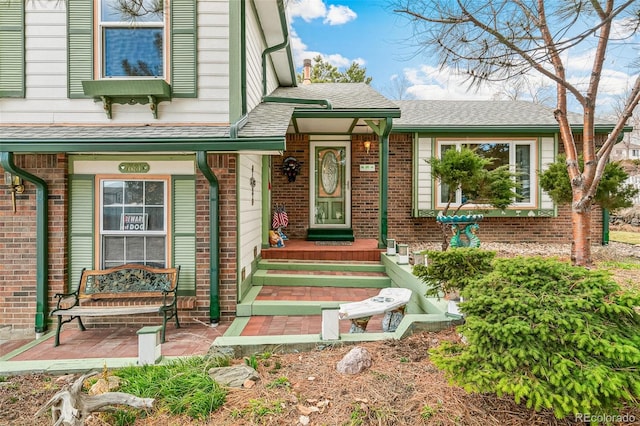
[379,118,392,248]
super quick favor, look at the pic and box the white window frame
[98,176,170,268]
[97,0,169,79]
[434,138,538,210]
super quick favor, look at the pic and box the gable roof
[393,100,617,132]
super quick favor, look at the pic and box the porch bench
[50,264,181,347]
[338,287,412,333]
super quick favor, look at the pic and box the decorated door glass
[314,147,346,225]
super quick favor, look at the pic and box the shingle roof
[0,125,230,140]
[393,100,612,129]
[269,83,399,110]
[238,103,296,138]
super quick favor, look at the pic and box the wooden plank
[52,306,162,317]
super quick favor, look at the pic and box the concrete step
[251,269,391,288]
[237,285,383,317]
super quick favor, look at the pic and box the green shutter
[67,0,93,98]
[0,1,24,97]
[171,0,197,97]
[173,176,196,295]
[69,176,95,291]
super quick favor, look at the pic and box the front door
[310,141,351,228]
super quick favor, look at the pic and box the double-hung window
[100,178,168,268]
[99,0,166,78]
[436,139,536,209]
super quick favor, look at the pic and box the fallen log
[35,372,154,426]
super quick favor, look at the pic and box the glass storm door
[310,142,351,228]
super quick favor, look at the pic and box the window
[99,0,166,78]
[436,139,536,208]
[100,178,168,268]
[632,149,639,158]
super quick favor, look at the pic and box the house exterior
[0,1,625,338]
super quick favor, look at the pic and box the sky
[286,0,640,115]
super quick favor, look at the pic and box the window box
[82,79,171,119]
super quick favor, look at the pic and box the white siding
[0,0,232,124]
[539,137,555,210]
[416,136,433,210]
[238,155,263,283]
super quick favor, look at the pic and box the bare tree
[394,0,640,266]
[380,73,416,100]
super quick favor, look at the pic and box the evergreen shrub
[430,256,640,418]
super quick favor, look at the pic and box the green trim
[602,208,610,245]
[0,153,48,334]
[82,80,172,119]
[415,209,557,218]
[3,137,286,153]
[262,156,271,248]
[0,1,25,97]
[263,96,332,109]
[392,125,626,134]
[379,118,392,248]
[251,270,390,288]
[293,109,400,119]
[229,0,243,119]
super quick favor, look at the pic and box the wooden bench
[50,264,180,347]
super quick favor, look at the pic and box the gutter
[196,151,220,324]
[0,152,48,335]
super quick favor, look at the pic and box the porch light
[397,244,409,265]
[386,238,396,255]
[363,140,372,154]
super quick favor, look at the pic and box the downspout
[196,151,220,324]
[0,152,48,335]
[602,208,609,245]
[379,118,392,248]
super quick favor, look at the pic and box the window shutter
[0,1,24,97]
[67,0,93,98]
[171,0,197,98]
[69,176,95,291]
[173,176,196,295]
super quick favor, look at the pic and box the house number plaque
[119,162,150,173]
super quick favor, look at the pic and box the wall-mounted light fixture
[5,172,24,213]
[363,140,372,154]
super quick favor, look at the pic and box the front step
[237,259,391,319]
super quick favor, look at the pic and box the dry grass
[610,230,640,245]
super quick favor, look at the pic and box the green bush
[430,256,640,418]
[413,248,495,297]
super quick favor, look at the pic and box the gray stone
[208,365,259,388]
[336,347,372,374]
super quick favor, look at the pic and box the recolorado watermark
[575,413,636,423]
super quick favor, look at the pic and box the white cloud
[288,0,356,26]
[403,65,500,100]
[323,5,357,26]
[610,17,637,40]
[290,27,364,71]
[288,0,326,23]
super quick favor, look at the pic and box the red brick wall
[0,153,240,333]
[0,154,67,334]
[271,132,605,245]
[271,134,383,239]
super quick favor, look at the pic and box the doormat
[315,241,353,246]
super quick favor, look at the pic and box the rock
[299,415,310,425]
[208,365,259,388]
[336,347,372,374]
